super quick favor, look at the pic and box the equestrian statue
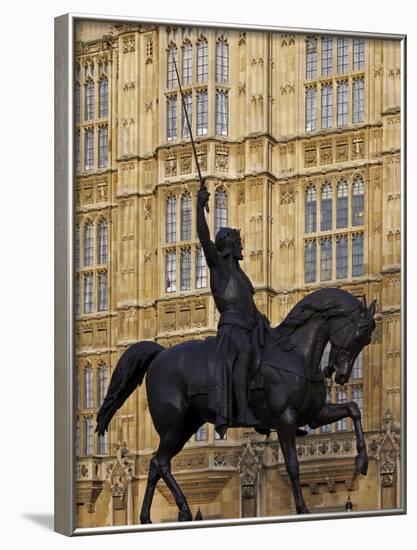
[96,181,376,521]
[95,53,376,522]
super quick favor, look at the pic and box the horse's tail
[96,341,164,436]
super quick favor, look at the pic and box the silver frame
[54,13,407,536]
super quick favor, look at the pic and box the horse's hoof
[140,518,152,524]
[297,507,310,514]
[355,454,368,476]
[178,511,192,522]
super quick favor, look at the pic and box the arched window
[182,42,192,85]
[166,95,177,141]
[97,364,108,407]
[305,37,317,79]
[181,92,192,139]
[352,233,364,277]
[83,416,94,455]
[84,273,93,314]
[304,240,317,283]
[98,126,108,168]
[84,365,93,408]
[167,45,178,88]
[99,78,108,118]
[321,183,332,230]
[197,38,208,83]
[337,81,348,126]
[166,195,176,243]
[180,193,192,240]
[305,185,317,233]
[352,77,364,123]
[84,80,94,121]
[75,83,81,123]
[320,238,332,281]
[336,235,348,279]
[98,271,108,311]
[165,251,176,293]
[84,128,94,171]
[216,38,229,83]
[75,275,81,315]
[84,222,94,266]
[75,130,81,172]
[321,37,333,76]
[180,248,191,290]
[321,83,333,129]
[75,225,80,267]
[352,176,364,226]
[305,87,317,131]
[337,38,348,73]
[196,90,208,136]
[336,180,348,228]
[214,189,228,235]
[353,38,365,71]
[98,220,108,264]
[195,246,207,289]
[216,91,228,136]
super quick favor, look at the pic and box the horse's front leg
[277,410,310,514]
[309,402,367,475]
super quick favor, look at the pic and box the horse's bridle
[323,308,359,379]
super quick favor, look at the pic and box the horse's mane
[270,288,360,350]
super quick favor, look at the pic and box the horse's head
[325,295,376,385]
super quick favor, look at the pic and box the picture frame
[54,13,406,536]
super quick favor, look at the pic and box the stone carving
[336,138,349,162]
[320,140,333,165]
[180,153,192,175]
[351,134,365,160]
[237,438,261,500]
[196,147,207,171]
[122,35,136,53]
[304,142,317,167]
[215,147,229,171]
[165,155,177,176]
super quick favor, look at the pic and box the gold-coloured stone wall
[74,21,402,527]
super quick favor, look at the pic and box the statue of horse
[96,288,376,521]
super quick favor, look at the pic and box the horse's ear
[369,299,377,318]
[360,294,367,309]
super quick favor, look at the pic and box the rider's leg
[232,329,261,425]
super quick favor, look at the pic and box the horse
[96,288,376,521]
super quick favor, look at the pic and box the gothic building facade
[74,20,402,527]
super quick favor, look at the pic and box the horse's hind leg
[140,457,161,524]
[140,409,204,523]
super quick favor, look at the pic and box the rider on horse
[197,182,269,435]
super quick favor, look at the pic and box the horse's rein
[325,307,359,378]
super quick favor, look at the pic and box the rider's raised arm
[197,185,218,267]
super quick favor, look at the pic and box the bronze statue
[95,52,377,522]
[197,182,270,434]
